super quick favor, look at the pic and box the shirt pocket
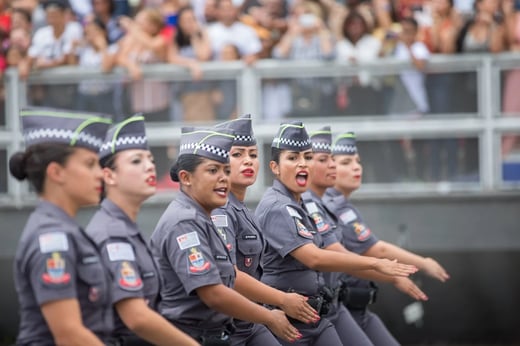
[77,258,109,307]
[236,235,263,269]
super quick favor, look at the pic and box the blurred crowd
[0,0,518,117]
[0,0,518,184]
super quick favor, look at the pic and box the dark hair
[175,6,195,48]
[43,0,69,11]
[12,8,32,24]
[342,11,369,41]
[91,0,115,16]
[9,143,75,194]
[170,154,205,182]
[270,147,281,164]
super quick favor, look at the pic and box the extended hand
[422,257,450,282]
[280,293,319,324]
[266,309,302,342]
[394,276,428,301]
[375,258,418,277]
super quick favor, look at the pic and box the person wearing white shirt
[207,0,262,64]
[394,17,430,114]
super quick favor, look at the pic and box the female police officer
[323,132,450,345]
[150,126,302,345]
[304,127,430,346]
[9,107,113,345]
[254,121,418,346]
[211,114,319,346]
[85,115,198,346]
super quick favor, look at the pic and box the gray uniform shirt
[212,192,264,280]
[150,191,235,329]
[14,201,113,345]
[85,199,161,337]
[301,190,342,290]
[255,179,326,296]
[324,188,379,289]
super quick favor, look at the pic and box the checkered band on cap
[271,121,312,151]
[20,107,112,152]
[310,126,332,154]
[332,132,358,155]
[179,127,235,163]
[99,115,149,161]
[215,114,256,147]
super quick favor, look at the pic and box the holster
[198,323,235,346]
[339,282,378,310]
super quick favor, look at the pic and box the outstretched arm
[234,268,318,323]
[364,240,450,282]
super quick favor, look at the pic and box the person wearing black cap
[254,121,418,346]
[323,132,449,345]
[211,114,319,346]
[9,107,113,345]
[85,115,198,346]
[150,127,301,345]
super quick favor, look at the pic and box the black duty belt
[339,282,378,310]
[172,321,235,346]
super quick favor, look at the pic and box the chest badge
[88,287,99,302]
[244,257,253,268]
[42,252,71,285]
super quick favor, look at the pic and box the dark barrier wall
[1,196,519,344]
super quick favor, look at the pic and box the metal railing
[1,53,520,206]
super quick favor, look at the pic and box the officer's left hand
[265,309,302,342]
[422,257,450,282]
[280,293,319,324]
[393,277,428,301]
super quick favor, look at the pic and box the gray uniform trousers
[231,323,281,346]
[326,303,374,346]
[350,309,400,346]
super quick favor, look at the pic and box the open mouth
[242,168,255,177]
[214,187,228,198]
[146,175,157,186]
[295,171,308,187]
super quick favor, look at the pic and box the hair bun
[9,151,28,181]
[170,161,180,182]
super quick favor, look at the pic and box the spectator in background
[91,0,125,44]
[159,0,188,41]
[272,1,334,118]
[11,0,46,33]
[241,0,289,58]
[11,8,32,33]
[168,6,213,122]
[423,0,462,181]
[68,0,93,21]
[394,17,430,180]
[213,43,240,119]
[116,7,170,121]
[70,16,118,115]
[335,11,382,115]
[207,0,262,64]
[18,0,83,109]
[501,0,520,156]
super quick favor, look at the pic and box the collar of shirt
[100,199,140,236]
[37,200,78,226]
[176,190,213,223]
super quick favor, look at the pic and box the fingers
[409,284,428,301]
[394,263,418,276]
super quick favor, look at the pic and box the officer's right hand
[266,309,302,342]
[393,277,428,301]
[280,293,320,324]
[374,258,418,277]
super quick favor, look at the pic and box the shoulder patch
[352,222,371,241]
[39,232,69,253]
[118,261,143,291]
[106,242,136,262]
[311,212,330,233]
[286,206,301,219]
[304,202,319,214]
[188,247,211,274]
[340,210,357,225]
[211,214,228,228]
[177,231,201,250]
[295,219,314,239]
[42,252,71,285]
